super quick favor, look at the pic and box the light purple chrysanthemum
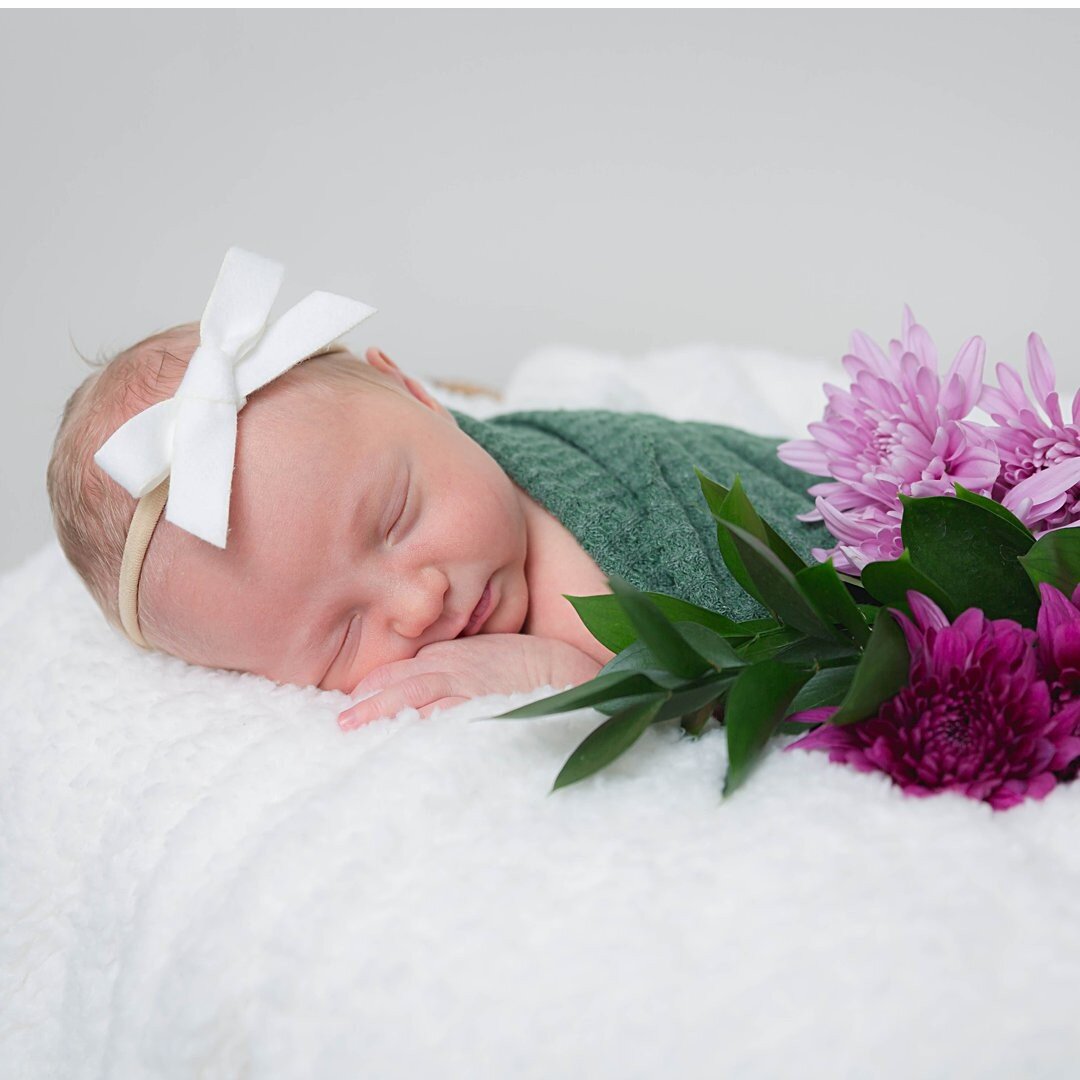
[981,334,1080,533]
[785,592,1080,810]
[778,307,1000,573]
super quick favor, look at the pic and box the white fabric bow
[94,247,376,548]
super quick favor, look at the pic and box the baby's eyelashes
[389,480,410,538]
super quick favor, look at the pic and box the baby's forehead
[239,370,407,473]
[240,362,474,497]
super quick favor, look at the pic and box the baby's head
[48,327,531,693]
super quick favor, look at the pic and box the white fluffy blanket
[5,345,1079,1079]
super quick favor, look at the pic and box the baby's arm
[337,633,605,730]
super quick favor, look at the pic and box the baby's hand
[337,633,603,731]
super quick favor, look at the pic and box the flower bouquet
[498,308,1080,810]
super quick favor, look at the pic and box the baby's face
[149,351,531,694]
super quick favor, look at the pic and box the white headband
[95,247,376,646]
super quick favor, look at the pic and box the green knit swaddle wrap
[449,408,832,621]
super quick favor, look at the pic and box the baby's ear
[364,347,457,425]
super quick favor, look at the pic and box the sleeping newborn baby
[46,250,828,731]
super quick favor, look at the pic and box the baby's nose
[389,569,449,640]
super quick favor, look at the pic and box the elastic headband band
[118,478,169,648]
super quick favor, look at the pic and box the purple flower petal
[1002,457,1080,517]
[849,329,891,374]
[997,362,1032,413]
[905,591,950,633]
[901,304,917,343]
[908,323,939,370]
[792,593,1077,811]
[777,438,831,473]
[779,309,997,570]
[1027,332,1060,424]
[785,705,838,729]
[946,335,985,415]
[1036,582,1080,642]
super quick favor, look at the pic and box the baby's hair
[46,324,397,650]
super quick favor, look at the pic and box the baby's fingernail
[338,709,364,732]
[339,690,385,731]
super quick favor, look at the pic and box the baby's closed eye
[388,478,410,539]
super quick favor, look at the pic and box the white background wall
[3,9,1079,573]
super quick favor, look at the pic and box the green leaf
[830,608,910,726]
[680,702,716,737]
[736,625,805,663]
[713,524,767,608]
[653,676,733,723]
[694,469,731,518]
[900,494,1038,625]
[953,484,1035,542]
[1019,528,1080,598]
[493,670,667,719]
[760,522,809,577]
[775,719,822,734]
[598,640,699,688]
[696,470,808,575]
[771,637,861,666]
[723,661,811,796]
[643,595,763,637]
[786,664,857,715]
[564,591,762,655]
[718,521,839,640]
[607,576,713,679]
[730,618,783,637]
[860,551,955,616]
[595,675,733,722]
[553,694,669,790]
[561,594,646,655]
[794,561,872,645]
[594,635,741,717]
[703,474,770,606]
[672,622,747,670]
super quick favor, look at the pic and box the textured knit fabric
[449,408,832,621]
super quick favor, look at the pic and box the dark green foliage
[493,475,1060,797]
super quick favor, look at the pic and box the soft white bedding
[4,344,1079,1079]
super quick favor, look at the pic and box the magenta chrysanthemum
[1036,582,1080,713]
[786,593,1080,810]
[778,307,1000,573]
[981,334,1080,532]
[1036,581,1080,780]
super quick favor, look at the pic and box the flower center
[941,712,973,747]
[871,427,895,461]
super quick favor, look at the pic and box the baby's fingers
[417,696,470,720]
[338,672,455,731]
